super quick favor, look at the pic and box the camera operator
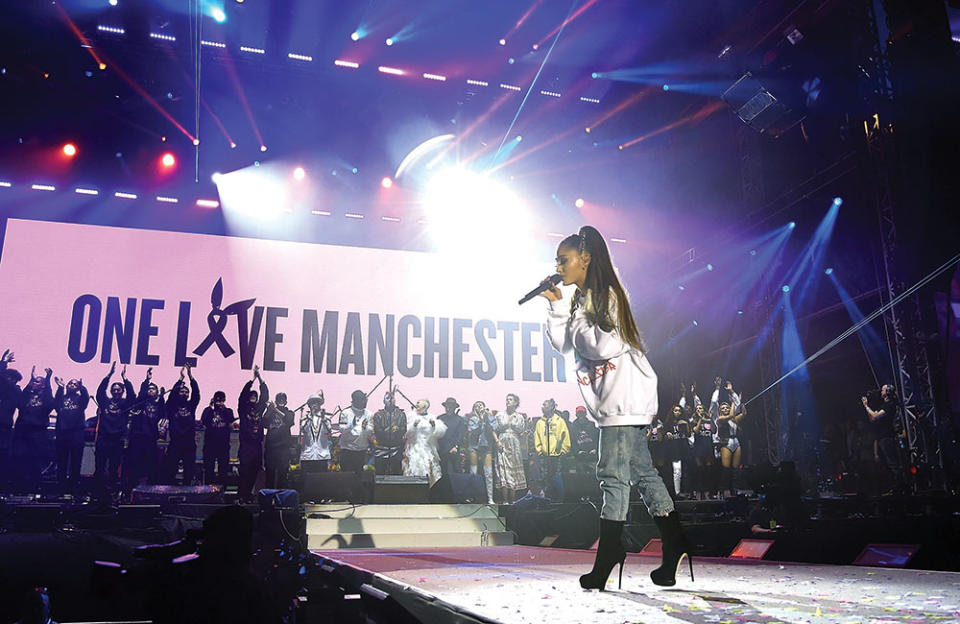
[861,384,907,495]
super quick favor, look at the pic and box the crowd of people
[648,377,749,500]
[0,349,609,503]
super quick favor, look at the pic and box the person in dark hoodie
[14,365,55,493]
[126,367,165,489]
[237,365,268,503]
[54,375,90,494]
[0,349,22,493]
[201,390,235,485]
[163,364,201,485]
[264,392,294,489]
[95,362,136,495]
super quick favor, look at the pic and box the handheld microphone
[518,274,562,305]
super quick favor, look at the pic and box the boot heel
[687,555,694,582]
[617,560,624,589]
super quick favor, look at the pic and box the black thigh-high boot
[650,511,694,587]
[580,519,626,591]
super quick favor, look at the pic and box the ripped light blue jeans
[597,425,674,521]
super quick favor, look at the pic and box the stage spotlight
[99,63,107,70]
[385,37,394,46]
[212,172,222,183]
[663,85,670,91]
[678,285,685,291]
[260,145,267,152]
[825,267,833,275]
[293,167,305,180]
[351,31,360,41]
[211,7,226,23]
[499,38,506,45]
[788,221,796,229]
[109,0,118,5]
[160,152,175,167]
[381,177,393,188]
[782,285,791,293]
[692,320,698,327]
[192,138,200,146]
[351,167,358,174]
[516,135,522,142]
[591,72,598,79]
[833,197,843,207]
[422,167,531,254]
[230,142,237,149]
[707,263,713,271]
[737,309,744,315]
[574,198,584,208]
[508,58,515,64]
[62,143,77,157]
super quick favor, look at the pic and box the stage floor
[314,545,960,624]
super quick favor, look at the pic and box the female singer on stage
[542,225,692,590]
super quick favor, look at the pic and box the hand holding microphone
[518,274,562,305]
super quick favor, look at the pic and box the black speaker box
[302,471,370,503]
[373,475,429,504]
[130,484,222,504]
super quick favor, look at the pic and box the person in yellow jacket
[534,399,570,493]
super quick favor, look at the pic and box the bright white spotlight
[381,177,393,188]
[499,38,506,45]
[212,172,222,183]
[825,267,834,275]
[260,145,267,152]
[293,166,305,180]
[211,7,226,23]
[833,197,843,207]
[109,0,118,5]
[350,31,360,41]
[385,37,394,46]
[422,168,532,254]
[574,198,584,208]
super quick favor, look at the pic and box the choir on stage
[0,348,750,502]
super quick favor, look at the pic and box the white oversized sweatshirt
[545,291,658,427]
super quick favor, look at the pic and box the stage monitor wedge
[729,538,774,559]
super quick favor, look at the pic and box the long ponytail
[560,225,647,353]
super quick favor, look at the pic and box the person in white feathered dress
[403,399,447,486]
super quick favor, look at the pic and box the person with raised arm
[94,362,136,496]
[237,365,268,503]
[54,374,90,494]
[163,364,200,485]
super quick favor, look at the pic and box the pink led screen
[0,219,583,416]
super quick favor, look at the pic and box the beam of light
[159,46,235,147]
[57,6,196,142]
[533,0,602,49]
[744,250,960,407]
[828,271,893,385]
[585,87,656,133]
[504,0,546,38]
[219,49,264,150]
[487,123,583,173]
[491,0,579,168]
[784,200,840,309]
[426,92,514,167]
[485,135,523,169]
[779,292,818,459]
[619,100,725,149]
[335,59,360,68]
[378,66,404,75]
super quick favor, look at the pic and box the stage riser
[307,531,514,550]
[307,517,506,534]
[304,503,499,519]
[304,503,514,550]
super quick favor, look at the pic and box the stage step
[305,503,514,550]
[304,503,499,519]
